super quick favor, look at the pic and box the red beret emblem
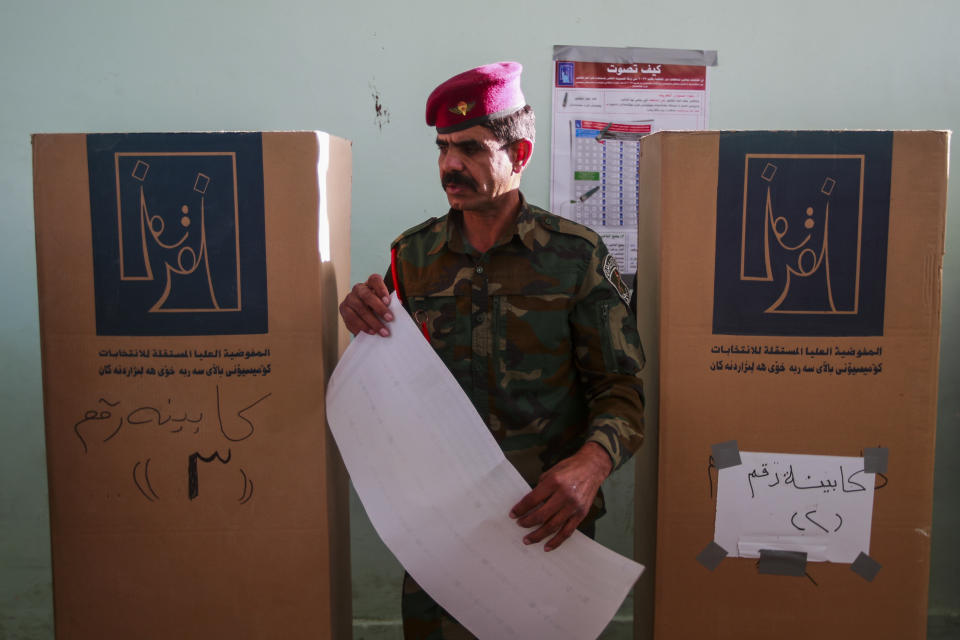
[449,101,475,117]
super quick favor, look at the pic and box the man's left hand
[509,442,613,551]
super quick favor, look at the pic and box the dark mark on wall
[371,82,391,131]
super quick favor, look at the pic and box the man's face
[436,126,517,213]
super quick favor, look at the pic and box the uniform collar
[440,192,538,255]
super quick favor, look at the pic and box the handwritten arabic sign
[73,385,271,503]
[714,451,876,563]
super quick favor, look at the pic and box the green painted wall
[1,1,956,638]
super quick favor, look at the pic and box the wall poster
[550,45,717,274]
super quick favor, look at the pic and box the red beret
[425,62,526,133]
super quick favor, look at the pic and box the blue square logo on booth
[87,133,267,336]
[713,131,893,336]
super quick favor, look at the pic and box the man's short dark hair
[481,104,535,146]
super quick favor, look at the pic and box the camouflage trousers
[400,520,596,639]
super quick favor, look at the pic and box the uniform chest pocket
[498,292,575,354]
[407,295,462,344]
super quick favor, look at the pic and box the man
[339,61,645,639]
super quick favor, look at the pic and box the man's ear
[510,139,534,173]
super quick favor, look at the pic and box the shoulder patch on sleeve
[529,205,599,247]
[603,253,633,305]
[390,217,439,248]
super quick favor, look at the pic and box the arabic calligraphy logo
[740,155,865,316]
[87,133,268,337]
[712,132,893,337]
[117,153,242,314]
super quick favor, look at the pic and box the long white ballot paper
[327,294,644,639]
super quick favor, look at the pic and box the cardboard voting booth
[634,131,948,639]
[33,132,353,639]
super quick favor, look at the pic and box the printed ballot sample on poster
[715,451,876,563]
[326,294,644,640]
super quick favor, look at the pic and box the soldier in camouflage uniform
[339,62,645,640]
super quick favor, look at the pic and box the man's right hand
[339,274,394,337]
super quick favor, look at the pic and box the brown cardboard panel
[633,132,664,640]
[641,131,948,639]
[325,135,355,356]
[33,132,352,639]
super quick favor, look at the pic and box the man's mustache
[441,172,477,190]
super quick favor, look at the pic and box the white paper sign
[715,451,876,563]
[326,294,644,640]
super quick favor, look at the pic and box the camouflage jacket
[388,195,645,506]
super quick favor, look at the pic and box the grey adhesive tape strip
[863,447,889,474]
[757,549,807,577]
[696,541,728,571]
[850,552,882,582]
[711,440,742,469]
